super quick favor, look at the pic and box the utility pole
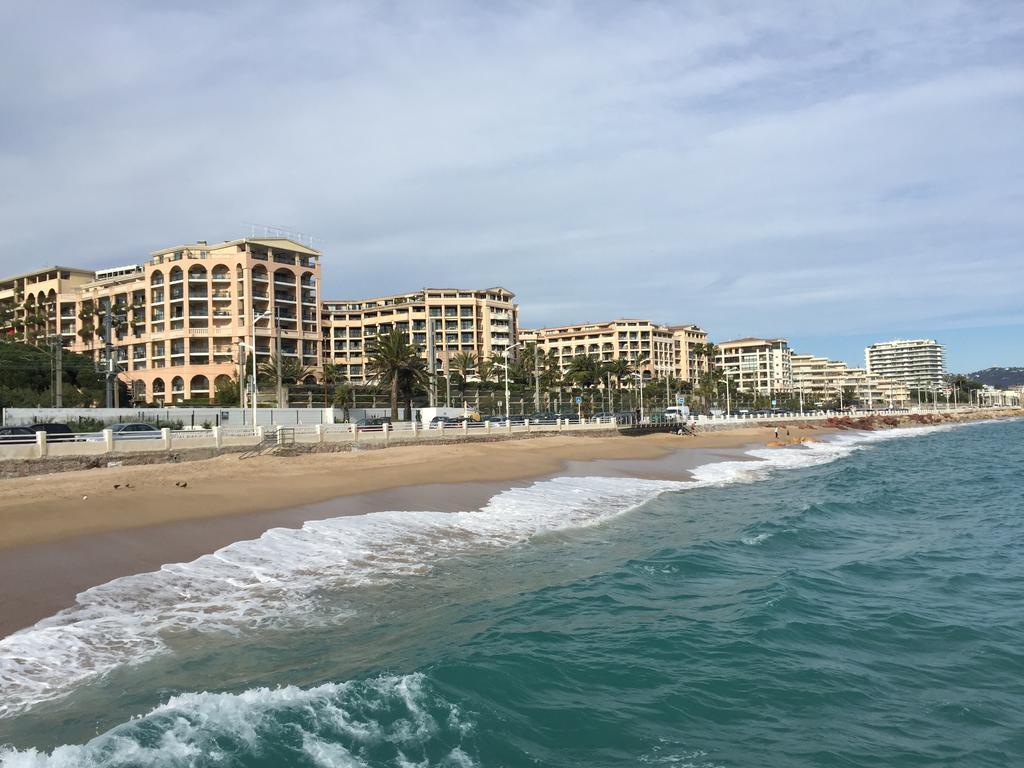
[427,318,437,407]
[534,343,540,413]
[275,309,283,407]
[53,338,63,407]
[103,304,115,408]
[238,340,247,408]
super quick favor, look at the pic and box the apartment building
[670,324,710,382]
[521,319,684,381]
[0,267,96,340]
[320,288,517,384]
[0,238,322,404]
[865,339,945,390]
[716,338,793,394]
[791,353,909,407]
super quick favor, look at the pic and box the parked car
[0,426,37,444]
[427,416,461,429]
[29,423,77,442]
[112,423,161,437]
[84,423,162,442]
[355,416,392,431]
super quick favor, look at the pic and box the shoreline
[0,429,782,638]
[0,411,1016,638]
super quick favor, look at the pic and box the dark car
[355,416,392,431]
[427,416,460,429]
[0,426,36,444]
[30,423,77,442]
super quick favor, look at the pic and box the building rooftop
[717,337,787,346]
[323,287,515,305]
[0,265,96,285]
[149,237,322,258]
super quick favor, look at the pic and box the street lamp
[251,309,272,428]
[503,341,522,419]
[631,371,644,421]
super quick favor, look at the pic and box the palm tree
[565,354,601,389]
[449,351,478,397]
[366,328,428,420]
[259,354,315,405]
[476,357,496,387]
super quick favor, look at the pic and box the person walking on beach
[774,427,779,439]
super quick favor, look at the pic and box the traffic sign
[676,395,686,405]
[575,396,583,404]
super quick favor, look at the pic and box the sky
[1,1,1021,373]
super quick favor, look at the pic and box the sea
[1,418,1022,767]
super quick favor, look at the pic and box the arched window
[171,376,184,392]
[188,264,207,281]
[211,265,229,281]
[152,378,166,395]
[169,266,183,283]
[150,270,164,285]
[190,374,210,393]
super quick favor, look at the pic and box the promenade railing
[0,408,970,461]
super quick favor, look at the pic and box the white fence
[1,407,985,462]
[0,417,622,460]
[1,407,336,429]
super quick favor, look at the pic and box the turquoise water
[2,419,1023,766]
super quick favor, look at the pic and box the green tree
[214,375,240,406]
[366,328,428,420]
[565,354,601,389]
[476,358,496,387]
[258,354,315,405]
[449,351,478,398]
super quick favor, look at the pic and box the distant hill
[967,367,1024,388]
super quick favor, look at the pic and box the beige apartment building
[716,338,793,394]
[320,288,518,384]
[0,238,322,404]
[524,319,692,382]
[791,353,909,407]
[670,324,710,382]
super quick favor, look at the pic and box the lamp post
[632,371,644,421]
[503,341,522,419]
[251,309,272,429]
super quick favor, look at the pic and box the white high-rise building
[865,339,945,390]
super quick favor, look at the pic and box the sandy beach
[0,428,792,551]
[0,428,792,637]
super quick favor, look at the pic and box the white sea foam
[0,421,969,719]
[0,673,470,767]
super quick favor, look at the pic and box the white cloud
[0,1,1021,367]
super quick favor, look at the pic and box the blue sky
[1,1,1021,372]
